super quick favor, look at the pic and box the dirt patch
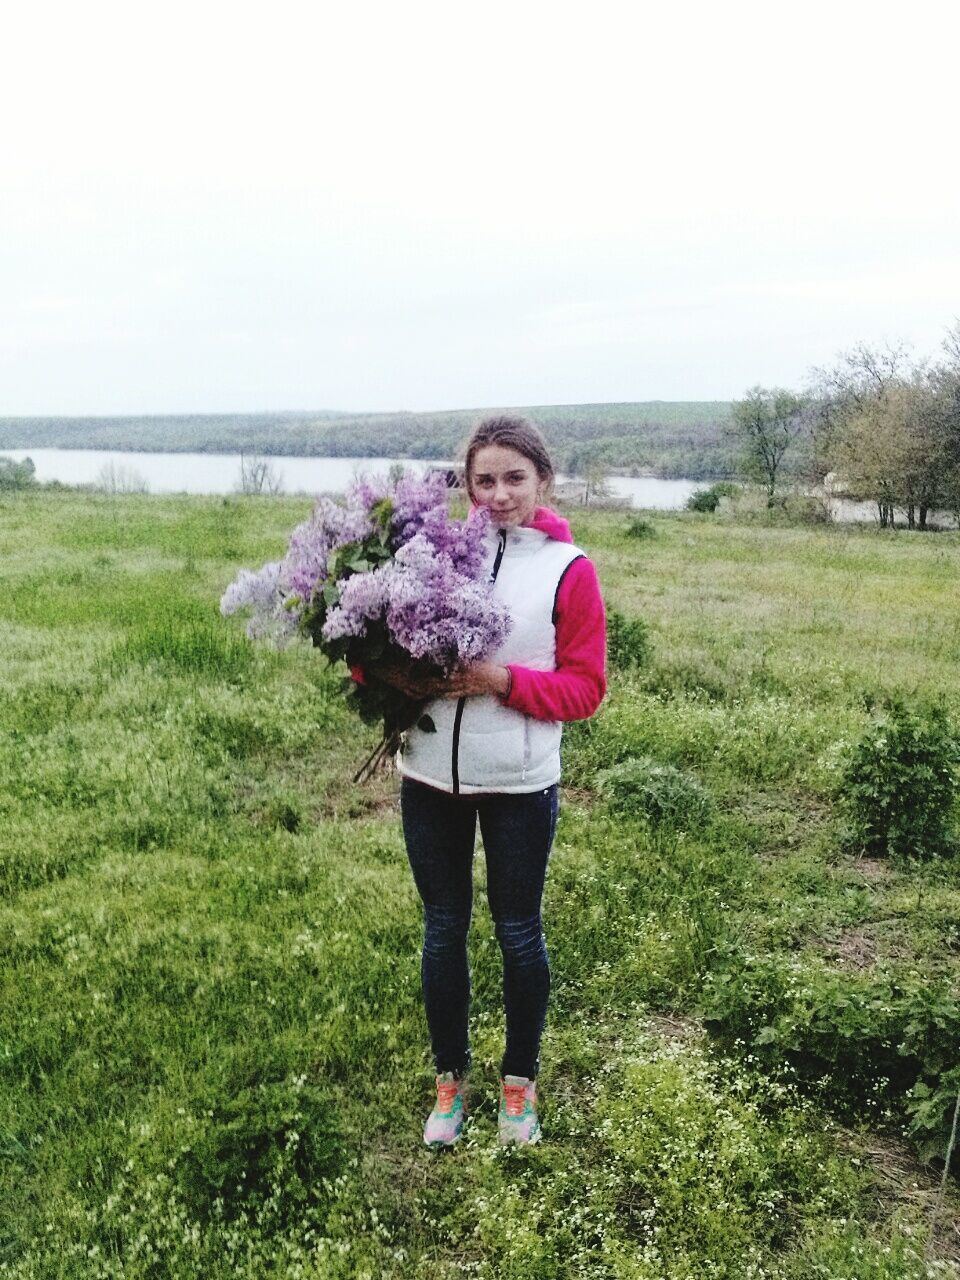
[819,926,881,970]
[815,921,912,971]
[847,855,892,883]
[836,1128,960,1268]
[644,1012,705,1042]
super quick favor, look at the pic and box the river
[2,447,707,510]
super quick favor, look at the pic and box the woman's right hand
[369,660,451,701]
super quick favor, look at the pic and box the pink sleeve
[502,556,607,722]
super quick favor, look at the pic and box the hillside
[0,401,737,479]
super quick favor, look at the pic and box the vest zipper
[451,528,507,795]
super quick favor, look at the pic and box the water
[2,447,706,510]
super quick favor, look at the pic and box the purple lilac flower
[348,473,393,511]
[389,470,451,546]
[221,468,510,666]
[322,530,511,672]
[219,561,300,642]
[321,569,391,641]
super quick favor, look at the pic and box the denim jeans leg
[400,778,478,1076]
[479,785,559,1079]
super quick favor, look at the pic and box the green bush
[597,755,713,829]
[0,455,38,490]
[625,515,656,539]
[702,950,960,1165]
[606,605,652,671]
[837,700,959,859]
[687,481,739,513]
[173,1075,343,1226]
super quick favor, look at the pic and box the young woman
[382,415,606,1146]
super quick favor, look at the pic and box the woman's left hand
[373,660,510,701]
[436,661,511,700]
[407,663,510,700]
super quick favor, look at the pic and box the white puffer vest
[398,523,585,795]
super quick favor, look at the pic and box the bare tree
[942,318,960,366]
[237,451,285,495]
[94,460,150,494]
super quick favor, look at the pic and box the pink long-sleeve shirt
[498,506,607,722]
[350,505,607,723]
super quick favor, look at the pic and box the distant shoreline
[0,401,740,483]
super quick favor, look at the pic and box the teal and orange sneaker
[423,1072,467,1147]
[498,1075,541,1145]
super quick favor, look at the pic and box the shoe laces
[436,1079,460,1113]
[502,1081,528,1117]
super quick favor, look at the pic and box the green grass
[0,489,958,1278]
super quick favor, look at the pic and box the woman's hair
[462,414,555,503]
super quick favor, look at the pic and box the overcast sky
[3,0,959,415]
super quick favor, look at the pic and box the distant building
[426,464,465,489]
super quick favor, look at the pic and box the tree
[583,456,613,506]
[0,455,37,490]
[830,385,916,528]
[237,452,285,495]
[925,329,960,525]
[811,336,960,529]
[806,341,913,487]
[94,460,149,494]
[730,386,806,505]
[565,446,613,506]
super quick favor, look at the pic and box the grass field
[1,489,958,1278]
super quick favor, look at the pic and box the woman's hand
[438,661,511,699]
[371,659,510,701]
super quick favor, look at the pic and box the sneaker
[498,1074,541,1145]
[423,1072,467,1146]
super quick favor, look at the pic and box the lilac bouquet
[220,470,512,779]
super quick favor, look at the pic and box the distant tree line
[729,324,960,527]
[0,404,738,481]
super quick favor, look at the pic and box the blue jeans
[400,777,560,1080]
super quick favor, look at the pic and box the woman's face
[469,445,544,528]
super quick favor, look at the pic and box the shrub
[625,515,656,539]
[606,605,652,671]
[262,793,303,833]
[173,1075,343,1226]
[837,700,959,859]
[702,950,960,1165]
[781,493,830,524]
[687,481,739,513]
[0,455,38,490]
[596,754,713,829]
